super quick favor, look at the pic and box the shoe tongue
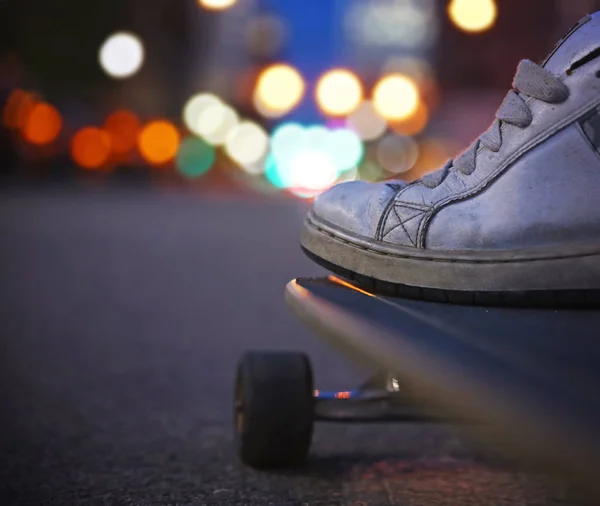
[541,13,600,74]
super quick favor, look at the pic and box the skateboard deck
[285,275,600,495]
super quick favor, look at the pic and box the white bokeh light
[99,32,145,79]
[377,133,419,174]
[226,122,270,170]
[201,104,239,146]
[348,101,387,141]
[288,150,339,191]
[183,93,222,136]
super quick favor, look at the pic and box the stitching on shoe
[381,206,426,246]
[375,186,405,241]
[419,95,600,237]
[576,120,600,162]
[377,199,429,244]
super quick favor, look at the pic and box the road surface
[0,186,574,505]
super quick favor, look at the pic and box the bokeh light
[22,103,62,145]
[225,121,269,171]
[202,104,238,146]
[183,93,220,136]
[373,74,420,121]
[176,137,215,179]
[138,120,180,165]
[413,138,459,176]
[183,94,238,145]
[448,0,498,33]
[264,153,286,189]
[376,133,419,174]
[103,110,141,157]
[327,128,364,172]
[347,101,387,141]
[2,89,37,130]
[390,101,429,136]
[71,127,112,170]
[268,122,364,198]
[304,125,330,153]
[253,64,305,118]
[287,150,339,198]
[271,122,305,164]
[315,69,363,117]
[198,0,237,11]
[99,32,145,79]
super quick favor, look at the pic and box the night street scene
[1,1,600,505]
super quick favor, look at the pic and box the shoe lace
[419,60,569,189]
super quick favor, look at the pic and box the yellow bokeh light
[315,69,363,117]
[372,74,420,121]
[448,0,498,33]
[198,0,237,11]
[253,64,305,118]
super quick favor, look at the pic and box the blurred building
[3,0,600,186]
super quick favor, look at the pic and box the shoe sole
[301,211,600,307]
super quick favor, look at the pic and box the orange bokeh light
[390,101,429,136]
[71,127,112,170]
[2,89,37,130]
[103,110,141,157]
[335,391,352,399]
[410,139,461,180]
[23,103,62,145]
[138,120,180,165]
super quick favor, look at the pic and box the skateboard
[234,275,600,495]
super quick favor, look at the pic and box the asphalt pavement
[0,186,576,505]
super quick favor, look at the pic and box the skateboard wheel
[234,351,314,468]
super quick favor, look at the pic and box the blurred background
[1,0,598,198]
[2,3,600,503]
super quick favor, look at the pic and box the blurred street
[0,186,574,505]
[1,0,598,503]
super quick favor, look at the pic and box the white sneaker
[301,13,600,304]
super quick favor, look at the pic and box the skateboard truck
[313,372,445,423]
[234,351,446,469]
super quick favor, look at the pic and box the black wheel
[234,351,314,469]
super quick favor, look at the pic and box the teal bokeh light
[266,122,364,192]
[328,128,364,172]
[264,153,287,189]
[176,137,216,179]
